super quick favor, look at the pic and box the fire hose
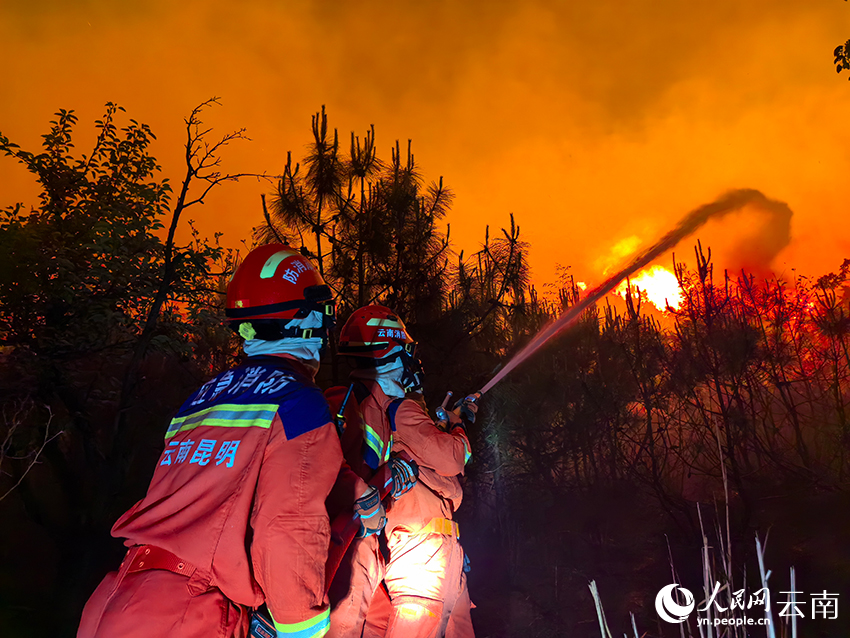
[477,188,781,396]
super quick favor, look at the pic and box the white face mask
[242,310,325,370]
[351,353,406,399]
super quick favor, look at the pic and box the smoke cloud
[662,191,795,278]
[1,0,849,285]
[726,198,794,276]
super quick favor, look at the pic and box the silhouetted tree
[257,107,453,326]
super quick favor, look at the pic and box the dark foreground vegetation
[1,104,849,637]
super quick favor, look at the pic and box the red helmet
[338,305,414,359]
[338,305,424,392]
[225,244,335,339]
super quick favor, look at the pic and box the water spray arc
[477,188,790,396]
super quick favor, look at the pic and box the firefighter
[335,305,477,638]
[324,308,419,638]
[77,244,376,638]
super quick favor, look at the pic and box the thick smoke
[0,1,844,284]
[722,197,793,275]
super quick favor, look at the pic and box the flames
[583,236,683,311]
[592,234,683,311]
[615,265,683,311]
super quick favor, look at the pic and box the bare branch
[0,405,62,503]
[182,172,274,209]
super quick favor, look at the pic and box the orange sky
[2,0,850,289]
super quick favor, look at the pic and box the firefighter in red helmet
[78,244,368,638]
[332,305,477,638]
[324,305,419,638]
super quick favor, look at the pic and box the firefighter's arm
[326,460,369,520]
[251,412,342,638]
[394,399,471,477]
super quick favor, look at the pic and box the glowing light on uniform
[615,265,683,311]
[397,603,438,621]
[388,531,449,594]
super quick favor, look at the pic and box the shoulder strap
[352,380,371,404]
[386,398,404,432]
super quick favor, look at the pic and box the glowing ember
[615,265,682,310]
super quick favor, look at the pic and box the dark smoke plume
[721,197,793,275]
[480,189,792,394]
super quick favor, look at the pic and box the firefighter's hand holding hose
[454,392,480,425]
[436,392,480,432]
[434,391,453,430]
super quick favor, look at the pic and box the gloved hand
[354,485,386,537]
[389,455,418,498]
[452,393,480,425]
[435,405,450,431]
[445,408,464,433]
[435,391,453,430]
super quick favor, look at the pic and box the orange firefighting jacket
[384,395,471,537]
[111,354,341,638]
[324,379,392,517]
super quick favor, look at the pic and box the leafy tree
[0,105,172,358]
[833,0,850,79]
[0,103,240,368]
[0,101,246,485]
[834,40,850,77]
[0,100,255,637]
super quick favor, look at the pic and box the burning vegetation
[615,265,683,311]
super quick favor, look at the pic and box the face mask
[242,310,327,368]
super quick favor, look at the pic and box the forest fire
[3,91,850,638]
[615,265,683,311]
[2,0,849,622]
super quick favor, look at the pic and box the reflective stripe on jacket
[324,380,392,518]
[112,354,341,633]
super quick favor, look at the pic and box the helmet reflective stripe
[365,317,406,329]
[260,249,298,279]
[225,243,332,325]
[338,305,414,359]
